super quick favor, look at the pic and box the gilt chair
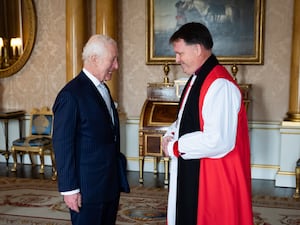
[294,158,300,198]
[10,107,57,180]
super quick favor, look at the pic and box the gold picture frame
[146,0,265,65]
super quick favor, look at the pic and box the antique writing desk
[0,109,25,167]
[139,99,178,185]
[139,80,180,185]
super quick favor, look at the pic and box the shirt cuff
[61,189,80,195]
[168,140,180,158]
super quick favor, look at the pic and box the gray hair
[82,34,117,62]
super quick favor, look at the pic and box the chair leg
[139,156,144,183]
[294,159,300,198]
[29,153,36,167]
[164,157,169,185]
[10,147,18,172]
[20,152,24,164]
[38,150,45,174]
[153,157,158,174]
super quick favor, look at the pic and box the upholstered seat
[13,136,52,147]
[10,107,56,180]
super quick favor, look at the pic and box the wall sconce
[0,37,11,68]
[0,37,3,57]
[0,37,23,69]
[0,0,26,71]
[10,37,23,57]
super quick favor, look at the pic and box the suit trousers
[70,196,120,225]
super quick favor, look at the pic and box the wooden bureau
[139,99,178,185]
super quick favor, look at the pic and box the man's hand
[64,193,82,213]
[162,136,173,157]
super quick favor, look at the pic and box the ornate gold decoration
[146,0,265,65]
[231,64,239,81]
[294,159,300,198]
[163,63,170,83]
[230,64,252,113]
[0,0,37,78]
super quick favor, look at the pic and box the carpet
[0,177,299,225]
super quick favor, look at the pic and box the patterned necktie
[97,83,114,124]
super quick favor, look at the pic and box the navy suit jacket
[52,71,121,204]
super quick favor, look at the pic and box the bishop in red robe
[162,22,253,225]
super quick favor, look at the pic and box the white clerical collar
[190,74,196,84]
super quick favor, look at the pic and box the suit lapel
[79,72,115,125]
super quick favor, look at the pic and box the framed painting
[146,0,265,65]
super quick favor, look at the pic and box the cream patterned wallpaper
[0,0,294,122]
[0,0,66,112]
[119,0,294,122]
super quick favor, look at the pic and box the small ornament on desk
[146,62,178,101]
[231,64,238,82]
[230,63,252,113]
[163,63,170,83]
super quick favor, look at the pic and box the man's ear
[91,55,100,64]
[194,44,202,56]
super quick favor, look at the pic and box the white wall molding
[275,121,300,187]
[1,117,299,188]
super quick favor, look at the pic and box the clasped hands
[162,135,174,157]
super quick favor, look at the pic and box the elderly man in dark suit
[52,34,122,225]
